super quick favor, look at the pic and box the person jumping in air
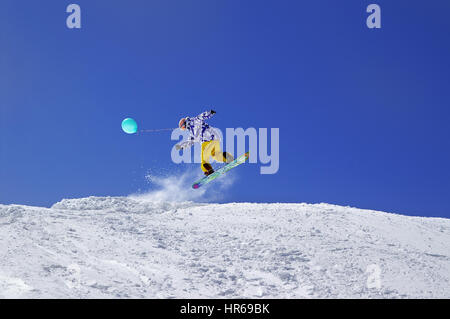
[176,110,234,176]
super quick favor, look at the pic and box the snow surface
[0,196,449,298]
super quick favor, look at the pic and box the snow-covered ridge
[51,196,203,214]
[0,197,449,298]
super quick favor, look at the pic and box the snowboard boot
[223,152,234,163]
[203,163,215,176]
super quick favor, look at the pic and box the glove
[211,110,216,114]
[175,144,182,150]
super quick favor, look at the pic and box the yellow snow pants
[201,140,233,173]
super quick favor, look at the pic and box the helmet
[179,117,187,130]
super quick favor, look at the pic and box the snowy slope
[0,197,449,298]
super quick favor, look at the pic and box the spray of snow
[129,167,236,203]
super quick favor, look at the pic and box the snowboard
[192,152,249,189]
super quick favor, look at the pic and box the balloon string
[137,128,176,134]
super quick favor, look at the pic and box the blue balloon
[121,118,138,134]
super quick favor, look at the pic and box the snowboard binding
[203,163,215,176]
[223,152,234,163]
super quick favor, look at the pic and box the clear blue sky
[1,1,449,217]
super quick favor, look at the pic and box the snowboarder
[175,110,234,176]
